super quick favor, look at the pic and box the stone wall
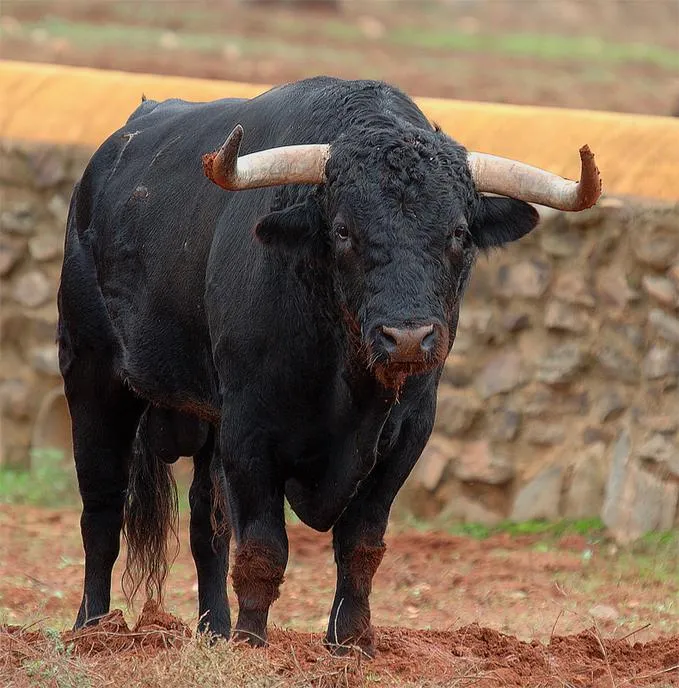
[1,142,93,469]
[2,140,679,542]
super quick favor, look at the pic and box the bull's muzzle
[371,323,446,365]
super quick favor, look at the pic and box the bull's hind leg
[190,433,232,638]
[65,369,144,628]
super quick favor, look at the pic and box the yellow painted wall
[2,60,678,200]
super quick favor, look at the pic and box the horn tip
[577,143,602,209]
[227,123,245,146]
[201,150,218,182]
[221,124,244,166]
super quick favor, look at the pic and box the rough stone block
[11,270,51,308]
[544,300,591,333]
[510,465,564,522]
[632,228,679,269]
[537,343,586,384]
[413,435,458,491]
[1,203,37,236]
[524,422,565,446]
[595,266,638,308]
[475,352,527,399]
[595,345,639,383]
[539,230,582,258]
[638,434,679,478]
[29,345,61,377]
[0,237,24,277]
[495,259,551,299]
[488,407,521,442]
[564,444,606,519]
[648,309,679,344]
[594,390,626,423]
[29,234,63,263]
[26,146,67,189]
[0,379,31,420]
[454,440,514,485]
[434,387,481,437]
[552,271,595,307]
[602,428,679,544]
[642,346,679,380]
[641,275,677,308]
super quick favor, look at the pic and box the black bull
[57,76,591,655]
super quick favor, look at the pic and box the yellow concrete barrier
[2,60,678,201]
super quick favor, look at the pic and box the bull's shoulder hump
[87,97,244,171]
[125,96,245,124]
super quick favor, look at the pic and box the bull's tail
[122,416,179,607]
[210,453,230,543]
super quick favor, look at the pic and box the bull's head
[203,122,601,390]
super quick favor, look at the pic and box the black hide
[57,76,539,652]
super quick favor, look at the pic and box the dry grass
[4,619,679,688]
[0,624,471,688]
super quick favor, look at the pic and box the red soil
[1,505,678,686]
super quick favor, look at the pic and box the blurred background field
[1,0,678,116]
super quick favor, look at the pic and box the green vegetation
[389,27,679,70]
[2,16,676,73]
[395,514,608,541]
[625,531,679,585]
[0,448,78,508]
[0,17,362,66]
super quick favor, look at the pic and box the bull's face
[254,125,540,389]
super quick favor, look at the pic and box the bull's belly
[117,336,220,425]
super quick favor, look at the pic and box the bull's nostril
[378,325,398,352]
[421,329,437,352]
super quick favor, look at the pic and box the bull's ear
[471,196,540,249]
[254,200,322,249]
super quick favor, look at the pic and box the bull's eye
[334,222,350,243]
[449,224,469,250]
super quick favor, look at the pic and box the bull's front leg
[325,394,435,657]
[219,413,287,647]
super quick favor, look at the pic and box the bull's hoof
[232,628,267,647]
[232,608,268,647]
[324,635,376,659]
[196,617,231,644]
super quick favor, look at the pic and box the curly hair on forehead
[265,113,480,222]
[325,118,479,221]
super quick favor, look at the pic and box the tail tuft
[122,415,179,606]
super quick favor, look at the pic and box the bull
[57,76,600,655]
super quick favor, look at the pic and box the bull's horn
[467,145,602,211]
[202,124,330,190]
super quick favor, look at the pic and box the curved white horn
[467,145,602,211]
[202,124,330,191]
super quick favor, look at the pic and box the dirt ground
[2,504,678,686]
[1,0,678,116]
